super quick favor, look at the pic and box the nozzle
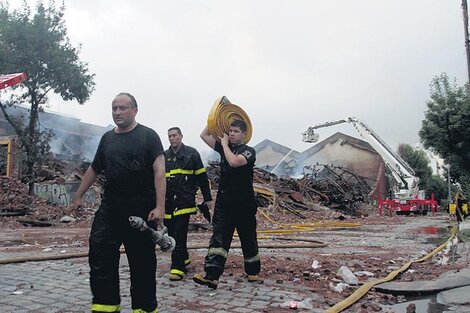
[128,216,176,253]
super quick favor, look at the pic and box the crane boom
[302,117,419,200]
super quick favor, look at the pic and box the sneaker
[169,274,183,281]
[193,273,218,289]
[247,275,261,283]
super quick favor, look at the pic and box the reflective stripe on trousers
[133,309,158,313]
[91,303,121,312]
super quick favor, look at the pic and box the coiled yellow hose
[207,96,253,144]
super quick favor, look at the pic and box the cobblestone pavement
[0,256,318,313]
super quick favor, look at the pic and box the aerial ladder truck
[302,117,438,215]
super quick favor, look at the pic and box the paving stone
[227,299,250,307]
[437,285,470,305]
[23,303,46,311]
[250,300,271,307]
[252,295,272,301]
[232,307,256,313]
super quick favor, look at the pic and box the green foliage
[397,144,432,189]
[426,175,449,204]
[397,143,448,202]
[0,0,95,193]
[0,0,95,103]
[419,73,470,197]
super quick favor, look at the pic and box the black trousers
[89,198,157,312]
[204,197,260,280]
[164,213,191,274]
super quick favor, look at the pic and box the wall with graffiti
[34,182,100,206]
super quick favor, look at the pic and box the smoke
[48,131,101,161]
[3,105,110,162]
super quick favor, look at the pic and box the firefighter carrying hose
[194,118,261,290]
[164,127,213,281]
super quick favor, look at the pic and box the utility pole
[447,164,452,202]
[462,0,470,90]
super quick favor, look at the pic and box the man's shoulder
[101,129,116,140]
[182,144,199,154]
[237,144,255,153]
[136,123,158,135]
[232,144,255,162]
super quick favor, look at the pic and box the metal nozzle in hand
[128,216,176,253]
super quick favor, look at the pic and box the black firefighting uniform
[204,141,260,280]
[164,143,212,278]
[88,124,163,313]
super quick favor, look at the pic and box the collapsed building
[254,133,388,213]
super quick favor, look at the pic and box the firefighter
[164,127,212,281]
[193,120,261,289]
[456,194,469,223]
[73,93,165,313]
[449,199,457,219]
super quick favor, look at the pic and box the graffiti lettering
[34,182,99,206]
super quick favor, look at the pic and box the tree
[397,144,432,189]
[0,0,95,194]
[426,175,449,203]
[419,74,470,195]
[397,143,447,202]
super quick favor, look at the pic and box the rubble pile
[300,164,373,216]
[0,176,64,226]
[37,157,97,184]
[2,159,374,228]
[208,162,374,218]
[0,176,35,214]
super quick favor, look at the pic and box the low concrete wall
[34,181,100,207]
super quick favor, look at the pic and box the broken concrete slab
[436,285,470,306]
[374,269,470,296]
[439,267,470,279]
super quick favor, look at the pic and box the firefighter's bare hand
[72,197,83,211]
[148,206,164,224]
[219,133,229,147]
[72,197,83,216]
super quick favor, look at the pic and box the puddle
[413,226,448,235]
[389,295,449,313]
[409,226,451,246]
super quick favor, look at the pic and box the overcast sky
[12,1,469,154]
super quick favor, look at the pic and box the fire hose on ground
[0,242,327,265]
[0,205,361,264]
[325,228,458,313]
[0,213,328,265]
